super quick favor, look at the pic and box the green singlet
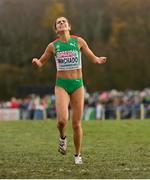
[53,35,82,71]
[53,35,83,94]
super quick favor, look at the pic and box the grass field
[0,119,150,179]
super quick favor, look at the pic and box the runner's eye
[57,21,61,24]
[57,20,66,24]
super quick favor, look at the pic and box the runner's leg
[70,86,84,155]
[55,86,70,139]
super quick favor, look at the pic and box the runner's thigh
[55,86,70,120]
[70,86,84,121]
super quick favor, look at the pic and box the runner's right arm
[32,43,54,68]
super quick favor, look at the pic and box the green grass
[0,120,150,179]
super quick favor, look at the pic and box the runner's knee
[72,122,82,130]
[57,117,67,128]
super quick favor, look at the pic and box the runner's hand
[96,57,107,64]
[32,58,42,67]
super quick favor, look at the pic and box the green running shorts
[56,78,84,94]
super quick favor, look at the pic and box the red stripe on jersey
[52,35,80,43]
[70,35,80,39]
[52,38,60,43]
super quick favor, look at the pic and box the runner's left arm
[78,37,107,64]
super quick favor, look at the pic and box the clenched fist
[95,57,107,64]
[32,58,43,68]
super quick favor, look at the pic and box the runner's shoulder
[46,42,55,54]
[76,36,87,48]
[71,35,84,42]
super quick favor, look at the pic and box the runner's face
[55,17,71,33]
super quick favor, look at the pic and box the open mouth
[60,25,66,28]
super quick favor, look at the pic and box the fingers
[32,58,39,65]
[103,57,107,63]
[99,57,107,64]
[32,58,39,68]
[32,58,42,68]
[32,58,38,64]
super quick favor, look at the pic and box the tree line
[0,0,150,98]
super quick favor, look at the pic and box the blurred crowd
[0,88,150,120]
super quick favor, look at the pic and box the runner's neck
[59,32,71,43]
